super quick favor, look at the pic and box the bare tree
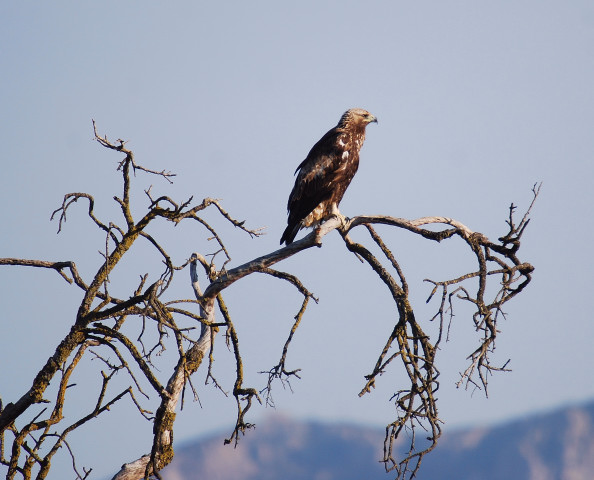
[0,124,538,480]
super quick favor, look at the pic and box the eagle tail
[280,222,300,245]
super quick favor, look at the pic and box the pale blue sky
[1,2,594,478]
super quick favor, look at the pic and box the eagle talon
[333,213,348,229]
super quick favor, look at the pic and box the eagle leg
[329,204,348,229]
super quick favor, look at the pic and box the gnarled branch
[0,126,537,480]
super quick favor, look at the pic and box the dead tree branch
[0,126,537,480]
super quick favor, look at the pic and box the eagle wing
[280,128,357,244]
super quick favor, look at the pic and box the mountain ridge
[162,400,594,479]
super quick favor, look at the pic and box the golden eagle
[280,108,377,245]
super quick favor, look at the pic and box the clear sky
[1,2,594,478]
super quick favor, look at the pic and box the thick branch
[202,217,342,300]
[113,256,217,480]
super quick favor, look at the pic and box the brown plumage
[280,108,377,245]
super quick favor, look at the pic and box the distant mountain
[162,401,594,480]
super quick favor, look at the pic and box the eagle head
[339,108,378,128]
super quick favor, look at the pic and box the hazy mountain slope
[162,401,594,480]
[420,402,594,479]
[164,417,387,480]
